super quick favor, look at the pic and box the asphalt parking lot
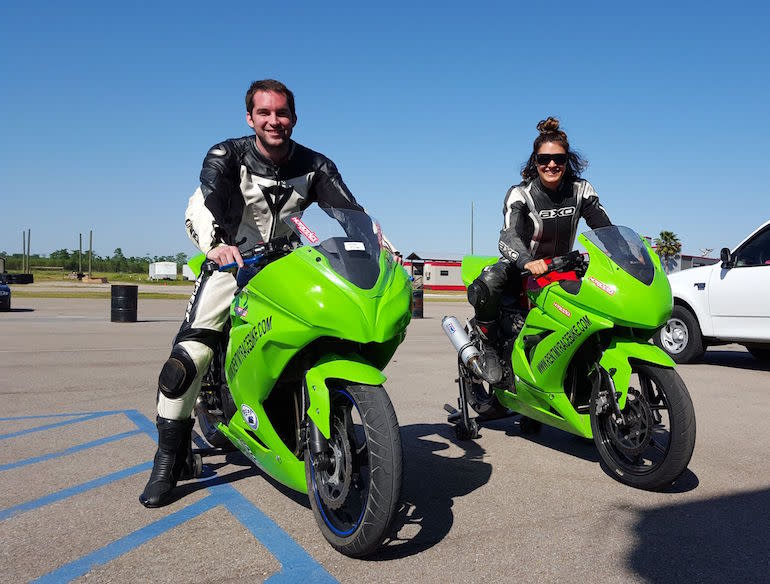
[1,296,769,583]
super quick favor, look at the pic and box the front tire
[306,384,402,557]
[591,363,696,491]
[655,305,705,363]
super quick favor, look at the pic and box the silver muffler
[441,315,487,381]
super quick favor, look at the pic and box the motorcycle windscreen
[284,205,383,289]
[583,226,655,285]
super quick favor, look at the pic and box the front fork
[306,418,332,473]
[593,366,627,426]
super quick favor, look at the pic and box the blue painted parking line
[0,411,115,440]
[30,495,221,584]
[1,410,338,583]
[0,429,142,472]
[0,461,153,522]
[0,412,122,421]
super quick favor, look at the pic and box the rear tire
[655,305,705,363]
[591,364,696,491]
[466,376,510,420]
[306,384,402,558]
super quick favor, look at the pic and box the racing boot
[139,416,197,508]
[473,319,503,385]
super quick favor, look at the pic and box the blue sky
[1,1,768,260]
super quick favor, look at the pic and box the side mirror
[720,247,733,269]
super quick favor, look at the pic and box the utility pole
[22,231,26,273]
[78,233,83,274]
[89,230,93,276]
[470,201,475,254]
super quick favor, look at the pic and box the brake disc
[317,416,353,510]
[603,388,653,457]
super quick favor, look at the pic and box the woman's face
[536,141,567,190]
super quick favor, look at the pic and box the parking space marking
[1,410,338,583]
[30,495,221,584]
[0,429,142,472]
[0,461,152,522]
[0,411,115,440]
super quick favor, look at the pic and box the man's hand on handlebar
[524,259,549,275]
[207,245,244,268]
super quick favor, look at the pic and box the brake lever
[218,255,263,272]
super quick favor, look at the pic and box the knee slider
[467,280,490,309]
[158,349,197,399]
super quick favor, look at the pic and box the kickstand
[444,367,480,440]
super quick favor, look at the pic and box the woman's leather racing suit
[469,177,612,322]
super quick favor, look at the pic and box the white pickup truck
[654,220,770,363]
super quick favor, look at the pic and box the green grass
[20,270,193,285]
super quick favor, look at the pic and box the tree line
[0,248,188,274]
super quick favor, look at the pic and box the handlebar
[520,250,586,277]
[201,236,297,275]
[218,254,263,272]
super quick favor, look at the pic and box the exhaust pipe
[441,316,488,381]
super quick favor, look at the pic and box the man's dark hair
[245,79,296,119]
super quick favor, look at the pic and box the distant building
[666,253,720,272]
[404,253,464,291]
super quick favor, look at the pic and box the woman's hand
[206,245,244,268]
[524,259,549,275]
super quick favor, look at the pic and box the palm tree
[654,231,682,273]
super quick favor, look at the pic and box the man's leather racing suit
[468,177,611,322]
[157,136,368,420]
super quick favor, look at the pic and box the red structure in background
[404,255,464,291]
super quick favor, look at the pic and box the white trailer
[149,262,177,280]
[182,265,196,281]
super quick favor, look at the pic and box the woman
[468,117,612,383]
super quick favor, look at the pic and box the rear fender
[304,355,387,439]
[599,340,675,408]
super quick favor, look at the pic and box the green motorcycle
[442,226,696,490]
[191,206,411,557]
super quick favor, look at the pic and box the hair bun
[537,116,561,134]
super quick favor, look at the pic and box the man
[140,79,398,507]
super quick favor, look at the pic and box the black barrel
[111,285,138,322]
[411,288,424,319]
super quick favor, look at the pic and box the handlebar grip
[217,255,263,272]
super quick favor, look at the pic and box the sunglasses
[536,153,568,165]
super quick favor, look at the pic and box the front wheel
[591,363,696,491]
[305,384,402,558]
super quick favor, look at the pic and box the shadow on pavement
[3,308,35,313]
[371,422,492,560]
[698,350,770,372]
[629,488,770,583]
[479,415,601,463]
[475,416,699,493]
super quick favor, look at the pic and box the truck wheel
[655,305,705,363]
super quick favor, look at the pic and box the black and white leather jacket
[498,177,612,269]
[185,136,367,254]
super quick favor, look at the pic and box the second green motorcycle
[443,226,696,490]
